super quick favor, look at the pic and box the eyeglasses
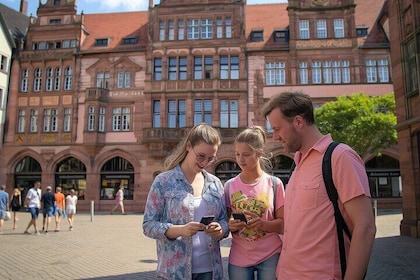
[192,147,217,166]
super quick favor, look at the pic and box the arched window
[55,157,87,199]
[14,156,42,201]
[100,157,134,200]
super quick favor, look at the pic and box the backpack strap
[322,141,351,278]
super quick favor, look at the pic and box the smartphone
[232,212,248,224]
[200,215,215,226]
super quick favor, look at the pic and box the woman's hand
[204,222,224,239]
[244,211,264,231]
[228,217,246,233]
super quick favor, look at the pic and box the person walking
[54,186,66,232]
[225,126,285,280]
[262,91,376,280]
[143,123,229,280]
[41,186,55,234]
[66,189,78,231]
[110,184,125,215]
[23,181,42,235]
[0,185,10,234]
[10,188,22,230]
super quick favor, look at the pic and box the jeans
[192,272,213,280]
[228,253,280,280]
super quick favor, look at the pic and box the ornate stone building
[1,0,397,212]
[388,0,420,238]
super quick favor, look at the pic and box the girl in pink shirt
[225,126,285,280]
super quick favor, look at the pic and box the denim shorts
[0,210,5,220]
[43,206,54,217]
[228,253,280,280]
[28,207,39,219]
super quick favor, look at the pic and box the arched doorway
[271,155,294,184]
[100,157,134,201]
[14,156,42,201]
[214,161,241,183]
[55,157,87,199]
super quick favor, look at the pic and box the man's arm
[343,195,376,280]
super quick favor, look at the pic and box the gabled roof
[246,0,388,49]
[0,3,29,42]
[81,11,148,53]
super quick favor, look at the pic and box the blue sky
[1,0,287,16]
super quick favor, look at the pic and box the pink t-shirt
[277,135,371,280]
[225,172,285,267]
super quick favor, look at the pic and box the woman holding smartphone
[143,123,229,280]
[225,126,285,280]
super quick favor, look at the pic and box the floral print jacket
[143,165,229,280]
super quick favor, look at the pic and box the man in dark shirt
[41,186,56,234]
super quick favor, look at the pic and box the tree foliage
[314,92,397,158]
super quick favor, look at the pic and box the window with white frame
[334,19,344,38]
[217,18,223,38]
[317,19,327,39]
[299,20,310,39]
[220,55,239,80]
[153,100,160,128]
[99,107,106,132]
[194,99,212,125]
[30,109,38,132]
[265,62,286,85]
[168,20,175,40]
[220,99,238,128]
[96,72,110,89]
[64,67,72,90]
[112,107,131,131]
[168,57,187,80]
[55,67,61,91]
[178,20,185,40]
[64,108,71,132]
[366,59,377,83]
[168,100,186,128]
[34,68,42,92]
[159,21,165,41]
[226,18,232,38]
[43,109,58,132]
[88,106,96,131]
[18,109,26,132]
[117,72,130,88]
[322,61,332,84]
[299,61,308,84]
[187,19,200,39]
[201,19,213,39]
[378,59,389,82]
[312,61,322,84]
[0,55,7,71]
[46,67,53,91]
[21,69,29,92]
[342,60,350,83]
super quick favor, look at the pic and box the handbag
[5,211,11,221]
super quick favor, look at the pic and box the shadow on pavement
[365,236,420,280]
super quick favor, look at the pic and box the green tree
[315,92,397,158]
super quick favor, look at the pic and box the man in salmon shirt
[262,91,376,280]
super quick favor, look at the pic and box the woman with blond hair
[143,123,229,280]
[10,188,22,230]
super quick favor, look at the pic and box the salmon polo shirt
[277,135,371,280]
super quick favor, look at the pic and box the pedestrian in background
[66,189,78,231]
[54,186,66,232]
[41,186,55,234]
[10,187,22,230]
[0,185,10,234]
[110,184,125,215]
[143,123,229,280]
[225,126,285,280]
[23,181,42,235]
[262,91,376,279]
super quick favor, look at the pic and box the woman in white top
[65,189,78,231]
